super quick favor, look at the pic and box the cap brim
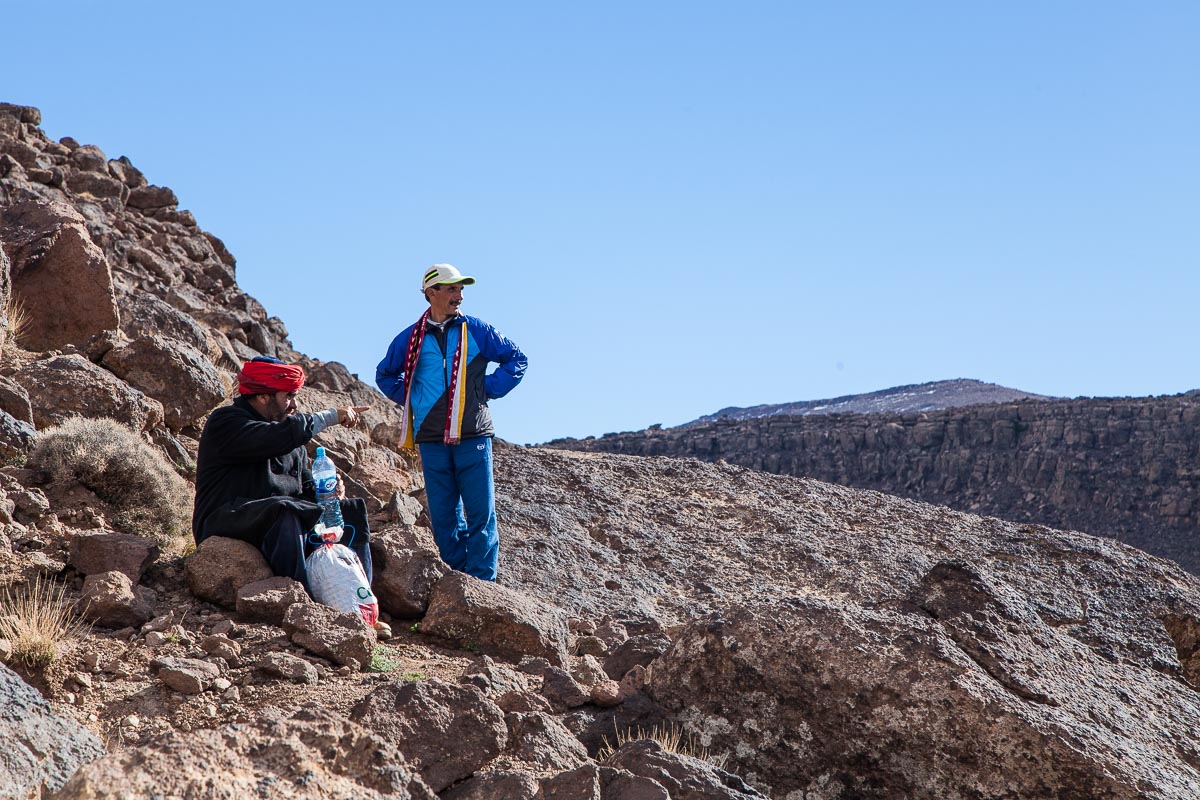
[437,276,476,286]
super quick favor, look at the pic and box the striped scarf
[398,309,470,449]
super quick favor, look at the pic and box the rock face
[546,395,1200,574]
[0,662,106,797]
[492,447,1200,799]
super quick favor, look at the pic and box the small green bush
[30,417,193,546]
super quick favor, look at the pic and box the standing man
[193,356,373,588]
[376,264,527,582]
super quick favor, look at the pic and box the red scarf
[237,361,305,394]
[398,310,469,448]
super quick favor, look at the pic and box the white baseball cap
[422,263,476,291]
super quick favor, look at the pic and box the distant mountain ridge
[688,378,1054,426]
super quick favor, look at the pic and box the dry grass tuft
[3,294,31,352]
[30,417,194,547]
[0,575,88,668]
[598,722,729,770]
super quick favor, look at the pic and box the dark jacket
[191,396,323,545]
[375,313,527,443]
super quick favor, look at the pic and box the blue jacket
[376,313,527,443]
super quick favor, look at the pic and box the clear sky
[5,2,1198,445]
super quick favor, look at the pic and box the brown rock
[540,666,590,711]
[603,633,671,680]
[126,184,178,210]
[589,680,622,708]
[441,770,539,800]
[101,334,227,429]
[496,690,555,714]
[14,354,163,432]
[235,575,311,624]
[55,706,436,799]
[185,536,273,609]
[0,375,33,425]
[258,651,319,684]
[504,711,589,772]
[0,199,119,350]
[79,570,156,629]
[370,532,448,619]
[69,532,159,582]
[606,739,766,800]
[282,601,375,668]
[152,656,220,695]
[422,571,570,667]
[597,765,671,800]
[351,679,507,793]
[538,763,603,800]
[459,653,532,697]
[118,291,214,357]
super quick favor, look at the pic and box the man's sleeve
[206,409,317,462]
[475,320,527,400]
[376,326,413,404]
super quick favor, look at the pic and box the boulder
[422,571,570,667]
[0,662,105,798]
[504,711,589,773]
[282,601,375,668]
[125,184,177,210]
[14,354,163,432]
[69,531,159,582]
[185,536,273,608]
[370,532,448,618]
[79,570,156,628]
[606,739,766,800]
[441,770,539,800]
[54,706,436,799]
[0,374,33,424]
[235,575,310,624]
[118,290,214,357]
[0,198,119,349]
[539,666,590,711]
[101,334,227,430]
[351,679,507,793]
[540,763,672,800]
[603,633,671,680]
[459,653,532,697]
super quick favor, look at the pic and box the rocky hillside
[548,394,1200,576]
[689,378,1053,425]
[2,102,1200,800]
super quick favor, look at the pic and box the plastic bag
[305,543,379,626]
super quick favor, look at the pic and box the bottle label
[316,476,337,495]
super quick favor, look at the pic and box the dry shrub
[599,722,728,770]
[30,417,193,546]
[0,575,88,667]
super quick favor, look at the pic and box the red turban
[237,360,305,395]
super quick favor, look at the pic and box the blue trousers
[419,438,498,581]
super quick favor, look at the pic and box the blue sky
[5,2,1198,444]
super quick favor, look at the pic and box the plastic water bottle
[312,447,344,535]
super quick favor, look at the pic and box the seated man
[192,356,372,589]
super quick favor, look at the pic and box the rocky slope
[688,378,1053,425]
[2,102,1200,800]
[548,394,1200,575]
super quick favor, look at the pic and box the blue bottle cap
[315,446,325,458]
